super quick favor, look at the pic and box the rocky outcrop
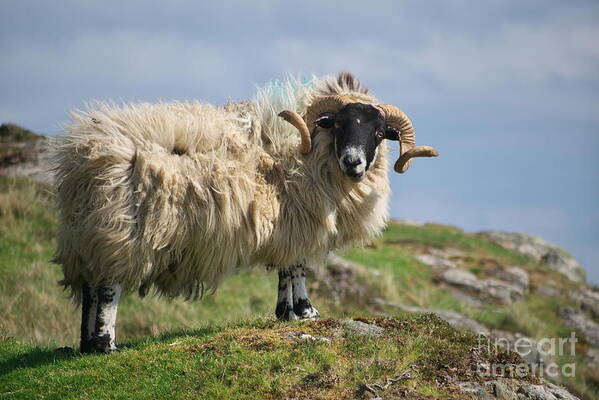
[479,231,586,283]
[316,253,379,304]
[586,348,599,368]
[437,268,526,304]
[413,245,531,305]
[458,379,580,400]
[487,330,557,378]
[0,123,52,184]
[560,307,599,348]
[491,266,530,292]
[414,252,457,270]
[340,319,385,337]
[570,288,599,319]
[384,301,558,378]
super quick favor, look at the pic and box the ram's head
[279,94,438,181]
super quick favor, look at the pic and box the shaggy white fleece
[52,74,390,301]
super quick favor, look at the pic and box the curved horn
[378,104,439,173]
[278,95,352,154]
[278,110,311,154]
[395,146,439,172]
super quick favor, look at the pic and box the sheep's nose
[340,153,365,181]
[342,155,363,168]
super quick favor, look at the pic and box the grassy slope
[1,315,531,400]
[0,176,596,399]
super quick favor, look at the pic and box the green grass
[381,223,531,265]
[0,316,530,400]
[0,176,596,399]
[342,245,464,312]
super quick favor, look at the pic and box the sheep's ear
[384,126,400,141]
[314,115,335,129]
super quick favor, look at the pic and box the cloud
[0,1,597,282]
[403,20,599,89]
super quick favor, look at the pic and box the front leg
[275,269,297,321]
[290,264,320,319]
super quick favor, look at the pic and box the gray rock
[441,268,480,287]
[479,231,586,283]
[458,381,494,400]
[340,319,385,337]
[439,269,525,304]
[414,253,456,270]
[517,384,559,400]
[484,278,525,303]
[493,267,530,292]
[535,285,560,298]
[448,287,485,307]
[457,379,580,400]
[0,131,53,184]
[326,253,375,275]
[541,252,585,284]
[560,307,599,347]
[586,347,599,367]
[489,330,556,378]
[485,380,518,400]
[543,382,581,400]
[570,288,599,319]
[317,254,377,304]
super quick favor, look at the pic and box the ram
[52,72,438,353]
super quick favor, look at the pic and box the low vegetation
[1,315,534,400]
[0,176,596,399]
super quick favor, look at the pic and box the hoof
[283,310,298,321]
[80,341,94,354]
[87,335,119,355]
[297,306,320,320]
[99,346,120,355]
[79,345,119,355]
[276,303,298,321]
[293,298,320,320]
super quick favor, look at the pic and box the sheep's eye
[375,129,385,140]
[384,127,400,141]
[334,122,342,129]
[315,116,335,129]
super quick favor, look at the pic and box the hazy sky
[1,1,597,283]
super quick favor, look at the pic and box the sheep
[52,72,438,353]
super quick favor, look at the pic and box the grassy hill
[1,315,535,400]
[0,175,597,399]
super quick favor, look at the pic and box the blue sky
[1,1,597,283]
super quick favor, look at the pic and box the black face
[316,103,399,182]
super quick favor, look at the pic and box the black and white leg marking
[80,282,98,353]
[275,264,319,321]
[290,265,319,319]
[92,282,122,354]
[275,269,297,321]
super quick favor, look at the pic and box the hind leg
[91,283,122,354]
[80,282,98,353]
